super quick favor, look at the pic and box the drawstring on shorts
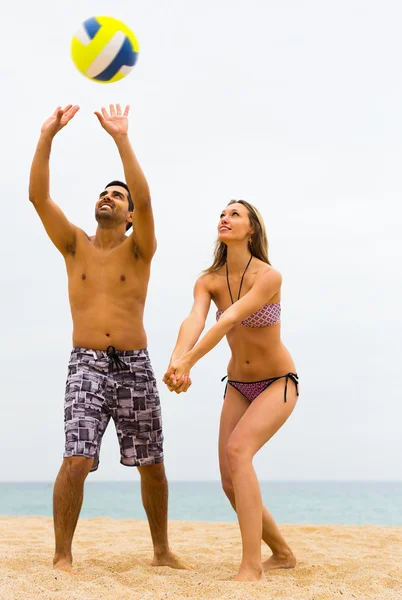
[106,346,127,371]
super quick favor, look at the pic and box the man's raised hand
[41,105,80,138]
[94,104,130,138]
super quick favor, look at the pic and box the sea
[1,481,402,525]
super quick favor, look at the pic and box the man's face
[95,185,132,229]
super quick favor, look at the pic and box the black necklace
[225,255,253,304]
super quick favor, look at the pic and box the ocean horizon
[1,481,401,526]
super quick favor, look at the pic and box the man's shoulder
[75,228,91,242]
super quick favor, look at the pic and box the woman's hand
[163,355,192,394]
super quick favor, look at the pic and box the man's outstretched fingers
[94,111,105,125]
[65,106,80,122]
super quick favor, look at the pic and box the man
[29,103,187,573]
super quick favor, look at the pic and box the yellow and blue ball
[71,16,139,84]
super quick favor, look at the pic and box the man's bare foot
[233,565,266,582]
[53,556,77,575]
[263,550,296,572]
[152,551,192,570]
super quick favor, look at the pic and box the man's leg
[115,350,190,568]
[53,456,94,572]
[137,463,191,569]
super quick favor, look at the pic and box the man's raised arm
[29,105,80,255]
[95,104,156,260]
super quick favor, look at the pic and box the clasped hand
[162,355,192,394]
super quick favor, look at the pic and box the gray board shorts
[63,347,164,472]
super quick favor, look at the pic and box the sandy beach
[0,518,401,600]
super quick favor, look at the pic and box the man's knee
[62,456,93,481]
[138,462,167,484]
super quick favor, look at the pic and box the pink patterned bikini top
[216,302,281,328]
[216,257,281,328]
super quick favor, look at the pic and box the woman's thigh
[228,378,299,460]
[219,385,250,484]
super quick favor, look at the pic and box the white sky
[0,0,399,482]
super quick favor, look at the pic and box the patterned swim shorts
[63,347,164,472]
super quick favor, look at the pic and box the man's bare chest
[66,241,149,293]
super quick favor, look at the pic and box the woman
[163,200,299,582]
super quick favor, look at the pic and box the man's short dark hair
[105,180,133,231]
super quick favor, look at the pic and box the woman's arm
[163,276,212,392]
[170,277,212,360]
[167,268,282,384]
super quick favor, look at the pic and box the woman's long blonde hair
[203,200,271,274]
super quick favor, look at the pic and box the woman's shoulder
[253,260,281,279]
[252,262,282,302]
[195,268,225,299]
[192,271,212,293]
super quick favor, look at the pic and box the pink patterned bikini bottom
[222,372,299,403]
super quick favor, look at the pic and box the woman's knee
[225,438,251,472]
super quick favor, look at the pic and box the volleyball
[71,16,139,84]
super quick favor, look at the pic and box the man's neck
[93,225,127,249]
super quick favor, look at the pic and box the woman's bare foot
[263,550,296,572]
[233,564,266,582]
[53,555,77,575]
[152,551,193,570]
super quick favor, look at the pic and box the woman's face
[217,203,252,243]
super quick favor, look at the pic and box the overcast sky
[0,0,399,482]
